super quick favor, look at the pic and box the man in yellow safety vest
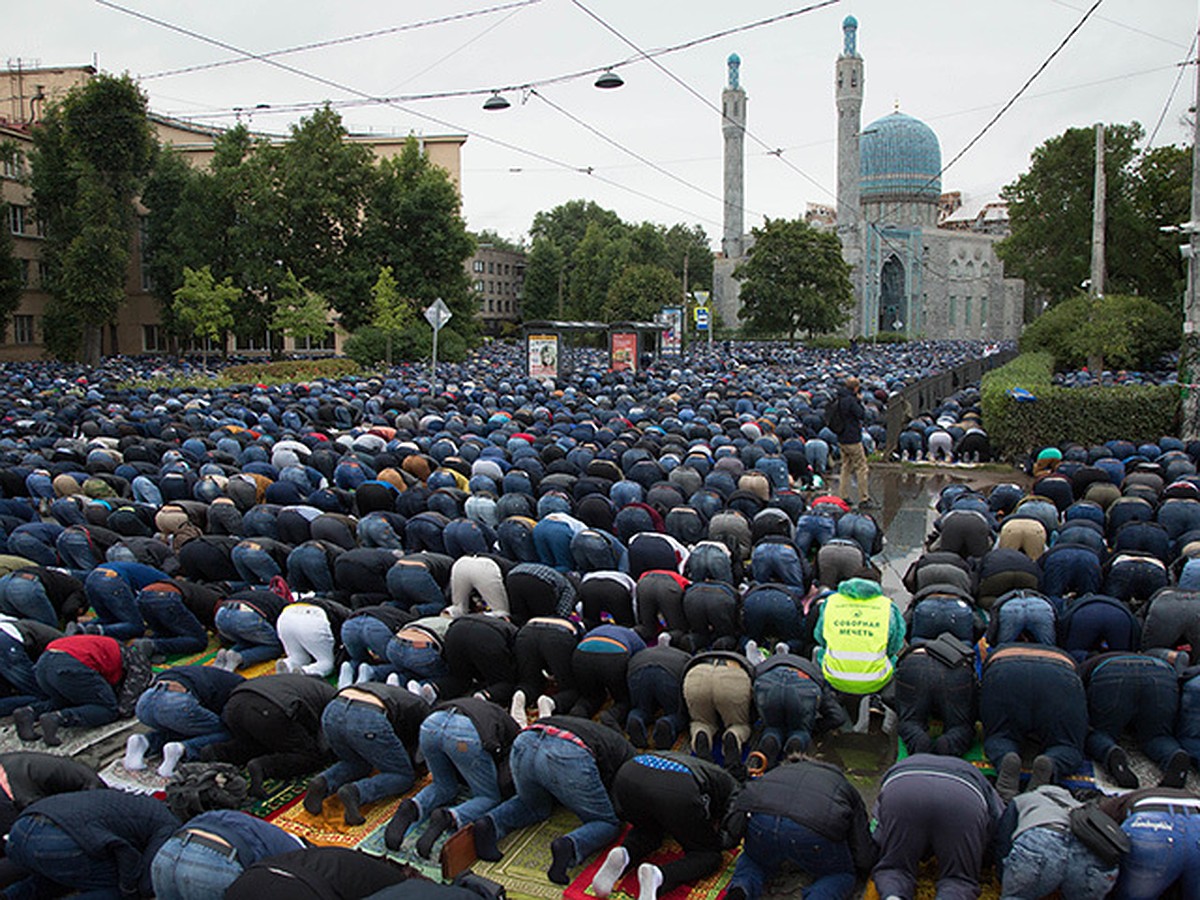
[814,578,905,728]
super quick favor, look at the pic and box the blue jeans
[213,605,282,666]
[412,710,503,827]
[626,663,687,745]
[34,652,118,727]
[384,636,447,682]
[750,542,808,589]
[1181,673,1200,767]
[135,683,229,758]
[317,697,415,804]
[994,596,1056,645]
[287,543,335,594]
[804,440,830,475]
[7,529,58,568]
[6,812,122,900]
[1001,825,1117,899]
[1086,656,1183,770]
[341,616,396,674]
[57,527,102,571]
[486,727,621,866]
[532,519,576,572]
[911,596,978,644]
[150,832,245,900]
[0,631,42,716]
[1115,808,1200,900]
[0,571,57,626]
[754,667,822,753]
[358,515,404,550]
[981,656,1086,777]
[84,568,145,640]
[137,590,208,657]
[729,814,855,900]
[686,543,734,585]
[231,544,281,586]
[794,514,837,557]
[742,586,803,645]
[386,565,446,617]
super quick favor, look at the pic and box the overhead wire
[1145,34,1197,148]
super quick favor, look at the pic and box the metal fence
[884,349,1018,453]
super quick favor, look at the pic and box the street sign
[693,290,711,307]
[695,308,710,331]
[424,298,453,331]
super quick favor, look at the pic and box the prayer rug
[564,837,738,900]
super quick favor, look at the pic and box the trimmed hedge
[222,358,361,384]
[981,352,1179,460]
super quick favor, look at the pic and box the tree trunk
[82,324,103,367]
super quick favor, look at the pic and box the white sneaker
[745,640,766,665]
[123,733,149,771]
[536,695,556,719]
[337,661,354,690]
[592,847,629,897]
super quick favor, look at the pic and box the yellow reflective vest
[819,591,894,694]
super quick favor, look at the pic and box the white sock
[592,847,629,898]
[406,679,424,697]
[636,863,663,900]
[275,658,293,675]
[656,633,672,648]
[157,741,186,778]
[420,684,437,705]
[745,640,765,665]
[537,694,556,719]
[509,689,528,728]
[355,664,376,684]
[386,673,401,687]
[337,661,354,690]
[123,734,149,771]
[774,642,789,657]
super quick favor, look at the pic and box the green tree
[521,237,565,320]
[530,199,624,263]
[663,223,713,292]
[0,143,22,332]
[472,229,523,254]
[361,136,476,341]
[172,265,237,364]
[271,270,332,350]
[733,217,853,341]
[29,73,156,363]
[370,265,413,366]
[1020,293,1178,371]
[602,264,681,322]
[997,123,1189,317]
[568,222,629,319]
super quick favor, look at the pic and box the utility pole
[1090,123,1106,298]
[557,266,564,319]
[682,251,689,342]
[1182,33,1200,439]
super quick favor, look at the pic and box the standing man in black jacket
[473,715,635,886]
[834,377,875,510]
[722,758,875,900]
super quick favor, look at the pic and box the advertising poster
[610,332,638,372]
[528,334,559,379]
[660,307,683,355]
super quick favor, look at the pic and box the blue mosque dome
[843,15,858,27]
[860,111,941,202]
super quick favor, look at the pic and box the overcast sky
[7,0,1197,246]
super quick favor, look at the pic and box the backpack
[824,400,844,435]
[164,762,250,820]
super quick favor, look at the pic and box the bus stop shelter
[522,320,664,378]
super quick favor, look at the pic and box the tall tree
[172,265,237,364]
[663,223,713,292]
[734,217,853,341]
[521,237,565,320]
[472,229,523,253]
[567,222,629,320]
[271,270,331,350]
[369,265,412,366]
[361,136,476,338]
[29,73,156,363]
[603,264,681,322]
[996,123,1190,317]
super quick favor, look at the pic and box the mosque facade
[713,17,1024,341]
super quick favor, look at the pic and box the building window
[474,280,484,292]
[488,262,494,274]
[12,315,34,344]
[980,297,989,329]
[296,332,336,352]
[1,155,21,180]
[964,296,972,327]
[8,205,26,235]
[19,260,30,287]
[235,332,268,351]
[487,299,494,313]
[948,296,957,327]
[488,281,494,293]
[143,324,167,353]
[473,260,484,273]
[37,261,49,289]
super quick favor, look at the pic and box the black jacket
[433,696,520,797]
[19,789,179,897]
[834,386,865,445]
[153,665,244,712]
[0,751,104,808]
[725,759,876,871]
[229,673,337,733]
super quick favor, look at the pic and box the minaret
[835,16,864,332]
[721,53,746,260]
[835,17,863,240]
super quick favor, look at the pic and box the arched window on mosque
[965,261,976,280]
[949,259,960,280]
[981,262,991,279]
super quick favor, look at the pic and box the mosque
[712,16,1024,340]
